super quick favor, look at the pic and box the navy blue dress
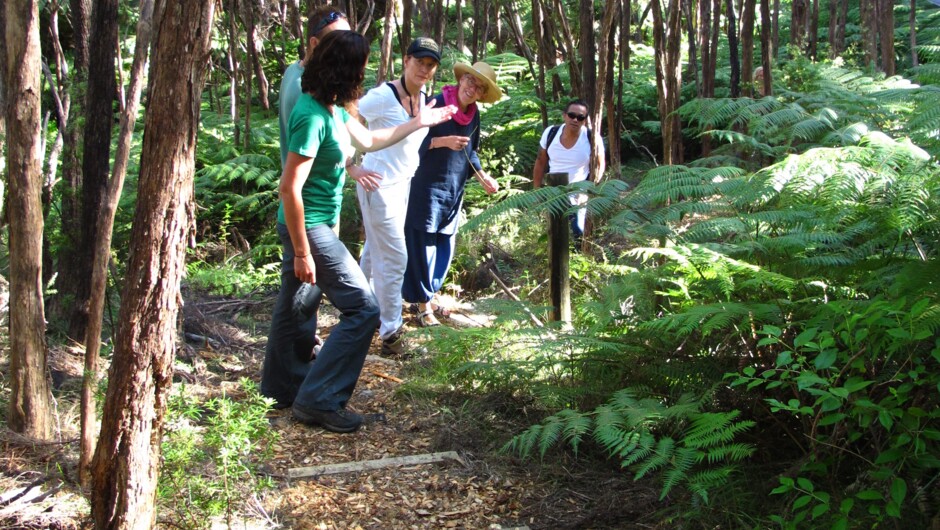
[402,93,482,304]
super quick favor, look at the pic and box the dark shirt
[405,93,483,235]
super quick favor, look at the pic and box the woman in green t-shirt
[262,30,454,433]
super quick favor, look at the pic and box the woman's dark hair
[565,99,590,113]
[302,31,369,107]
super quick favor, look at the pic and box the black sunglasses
[312,10,346,37]
[566,112,587,121]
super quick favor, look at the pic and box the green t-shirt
[276,94,352,228]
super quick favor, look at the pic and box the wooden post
[546,172,571,324]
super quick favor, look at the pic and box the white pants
[357,179,410,340]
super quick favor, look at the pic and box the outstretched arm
[346,99,457,152]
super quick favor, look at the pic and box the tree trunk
[808,0,818,59]
[878,0,894,75]
[433,0,446,46]
[604,0,620,178]
[69,0,118,342]
[287,0,303,60]
[377,0,397,83]
[226,5,241,146]
[760,0,772,96]
[533,0,549,128]
[402,0,413,56]
[683,0,698,96]
[457,0,465,52]
[80,0,155,490]
[651,0,683,165]
[42,3,71,291]
[698,0,712,98]
[53,0,90,324]
[790,0,806,52]
[910,0,917,67]
[726,0,740,97]
[5,0,53,441]
[772,0,779,59]
[579,0,596,106]
[828,0,839,58]
[622,0,631,69]
[242,0,270,110]
[740,0,755,96]
[90,1,215,528]
[0,1,6,180]
[551,0,582,96]
[861,0,877,69]
[503,0,536,77]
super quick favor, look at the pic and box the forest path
[184,290,659,529]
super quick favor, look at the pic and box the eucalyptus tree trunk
[910,0,918,67]
[42,1,71,289]
[790,0,806,52]
[287,0,303,59]
[581,0,618,251]
[740,0,755,97]
[242,0,270,110]
[579,0,596,107]
[726,0,740,97]
[503,0,536,78]
[356,0,376,35]
[651,0,683,165]
[536,0,565,99]
[551,0,582,96]
[604,0,621,179]
[90,1,215,527]
[878,0,895,75]
[226,4,241,146]
[0,1,6,174]
[828,0,840,58]
[622,0,631,69]
[772,0,779,58]
[5,0,53,441]
[68,0,118,342]
[533,0,549,127]
[683,0,698,96]
[472,0,481,60]
[861,0,877,70]
[433,0,446,46]
[80,0,154,490]
[808,0,818,59]
[760,0,772,96]
[698,0,712,98]
[457,0,465,52]
[55,0,90,323]
[377,0,396,83]
[402,0,413,57]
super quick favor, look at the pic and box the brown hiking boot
[381,326,407,357]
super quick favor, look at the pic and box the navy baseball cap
[406,37,441,63]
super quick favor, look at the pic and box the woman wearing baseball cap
[356,37,445,356]
[402,61,503,327]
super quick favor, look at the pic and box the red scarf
[442,85,477,126]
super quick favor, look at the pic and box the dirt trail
[0,292,658,529]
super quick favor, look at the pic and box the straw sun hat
[453,61,503,104]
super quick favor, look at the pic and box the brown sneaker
[381,326,407,356]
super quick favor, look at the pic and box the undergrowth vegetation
[173,4,940,528]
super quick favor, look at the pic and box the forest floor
[0,288,664,529]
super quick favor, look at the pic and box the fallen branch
[369,370,403,383]
[288,451,465,480]
[488,268,544,328]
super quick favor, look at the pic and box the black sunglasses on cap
[566,111,587,121]
[312,10,346,37]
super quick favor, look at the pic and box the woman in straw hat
[402,61,502,327]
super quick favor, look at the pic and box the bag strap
[544,125,560,161]
[545,125,594,162]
